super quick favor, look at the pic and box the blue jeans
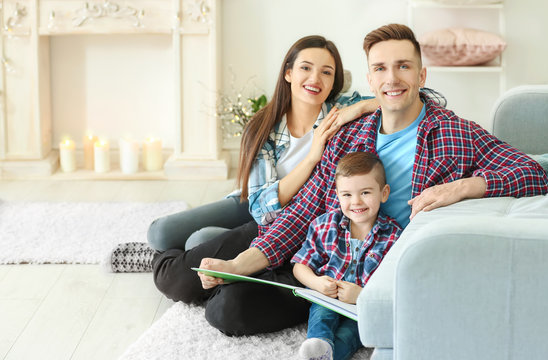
[307,303,362,360]
[147,196,254,251]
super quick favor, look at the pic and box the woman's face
[284,47,336,108]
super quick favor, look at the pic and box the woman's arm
[277,107,340,207]
[333,97,379,128]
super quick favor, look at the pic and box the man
[199,23,548,335]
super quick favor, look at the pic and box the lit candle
[94,139,110,173]
[142,137,163,171]
[119,137,139,174]
[59,138,76,172]
[83,134,98,170]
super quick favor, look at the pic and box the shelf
[410,1,503,9]
[426,65,503,73]
[50,169,167,180]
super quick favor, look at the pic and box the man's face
[367,40,426,116]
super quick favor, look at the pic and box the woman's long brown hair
[237,35,344,200]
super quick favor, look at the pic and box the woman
[151,35,379,335]
[108,35,378,273]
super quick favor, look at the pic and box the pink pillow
[419,28,506,66]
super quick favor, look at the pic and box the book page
[192,268,298,290]
[193,268,358,321]
[294,288,357,321]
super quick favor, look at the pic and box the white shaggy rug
[120,301,373,360]
[0,200,187,264]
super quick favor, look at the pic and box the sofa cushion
[357,195,548,348]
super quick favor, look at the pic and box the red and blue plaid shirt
[291,209,402,287]
[251,95,548,268]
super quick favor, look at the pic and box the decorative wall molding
[4,2,30,36]
[71,1,144,28]
[184,0,210,23]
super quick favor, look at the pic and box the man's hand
[408,177,487,220]
[197,257,234,289]
[197,248,270,290]
[336,280,362,304]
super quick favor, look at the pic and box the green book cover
[192,268,357,321]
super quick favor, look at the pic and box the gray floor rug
[120,301,373,360]
[0,200,187,264]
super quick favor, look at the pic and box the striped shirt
[252,94,548,268]
[291,209,402,287]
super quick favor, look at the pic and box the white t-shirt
[276,127,314,179]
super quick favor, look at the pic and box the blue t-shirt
[376,105,425,228]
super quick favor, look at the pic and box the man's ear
[366,72,372,91]
[419,67,427,88]
[381,184,390,203]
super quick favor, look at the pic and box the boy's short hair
[335,152,386,188]
[363,23,422,63]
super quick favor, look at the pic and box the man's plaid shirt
[251,94,548,268]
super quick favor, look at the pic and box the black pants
[152,220,310,336]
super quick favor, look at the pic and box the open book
[192,267,357,321]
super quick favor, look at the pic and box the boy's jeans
[306,303,362,360]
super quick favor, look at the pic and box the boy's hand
[336,280,363,304]
[314,276,338,298]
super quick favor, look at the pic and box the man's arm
[199,144,337,285]
[408,176,486,220]
[408,119,548,219]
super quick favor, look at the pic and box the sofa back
[491,85,548,154]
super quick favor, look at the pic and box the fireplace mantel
[0,0,227,179]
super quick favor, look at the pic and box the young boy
[292,151,402,360]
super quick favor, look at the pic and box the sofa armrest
[394,216,548,360]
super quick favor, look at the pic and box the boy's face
[336,172,390,227]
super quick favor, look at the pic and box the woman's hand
[333,98,379,128]
[336,280,363,304]
[307,107,341,164]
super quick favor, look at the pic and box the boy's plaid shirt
[291,209,402,287]
[252,94,548,268]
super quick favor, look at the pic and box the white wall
[50,34,174,149]
[49,1,548,153]
[221,0,548,131]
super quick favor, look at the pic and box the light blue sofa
[356,85,548,360]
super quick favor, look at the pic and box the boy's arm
[293,263,337,298]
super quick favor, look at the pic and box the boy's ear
[381,184,390,203]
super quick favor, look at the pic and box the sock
[298,338,333,360]
[107,242,155,273]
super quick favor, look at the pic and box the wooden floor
[0,177,238,360]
